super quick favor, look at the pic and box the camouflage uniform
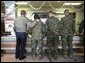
[60,15,75,57]
[29,20,45,58]
[46,16,61,60]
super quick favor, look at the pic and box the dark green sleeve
[27,27,32,34]
[70,16,75,33]
[45,19,49,31]
[41,22,46,34]
[60,18,64,32]
[56,18,61,32]
[78,20,84,33]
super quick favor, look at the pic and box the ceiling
[1,1,84,13]
[15,1,84,9]
[1,1,5,13]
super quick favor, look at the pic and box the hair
[64,9,69,13]
[21,10,26,15]
[34,13,40,19]
[48,11,54,14]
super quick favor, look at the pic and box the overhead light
[56,12,63,13]
[63,3,82,5]
[16,2,28,5]
[57,1,61,2]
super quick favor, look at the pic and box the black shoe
[24,52,28,56]
[19,56,26,60]
[47,55,52,62]
[15,57,19,59]
[38,55,44,60]
[62,55,68,59]
[53,55,57,60]
[68,55,73,59]
[16,57,19,59]
[49,59,52,62]
[32,54,36,59]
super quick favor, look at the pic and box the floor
[1,54,84,62]
[1,35,84,62]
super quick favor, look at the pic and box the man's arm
[60,18,64,35]
[78,20,84,33]
[41,21,46,34]
[13,18,16,32]
[70,16,75,34]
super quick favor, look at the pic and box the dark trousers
[15,32,27,59]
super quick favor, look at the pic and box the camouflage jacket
[28,20,46,39]
[60,15,75,35]
[46,16,61,35]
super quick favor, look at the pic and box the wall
[76,9,84,32]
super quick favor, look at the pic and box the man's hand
[13,27,16,32]
[59,32,63,35]
[74,32,83,35]
[55,32,60,35]
[74,32,77,35]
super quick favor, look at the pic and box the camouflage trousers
[31,39,43,56]
[47,32,59,60]
[61,35,73,57]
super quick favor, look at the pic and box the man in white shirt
[14,10,30,60]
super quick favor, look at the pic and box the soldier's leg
[61,35,68,57]
[47,34,54,61]
[67,35,73,57]
[40,39,43,57]
[36,39,43,59]
[41,35,44,56]
[53,34,59,59]
[31,39,36,58]
[36,40,41,55]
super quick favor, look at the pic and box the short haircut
[21,10,26,15]
[48,11,54,14]
[64,9,69,13]
[34,14,40,19]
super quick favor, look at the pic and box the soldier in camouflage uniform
[46,11,61,61]
[60,9,75,58]
[29,14,46,59]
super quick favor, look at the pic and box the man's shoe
[15,57,19,59]
[19,56,26,60]
[38,55,44,60]
[32,55,36,59]
[53,55,57,60]
[68,55,73,59]
[63,55,68,59]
